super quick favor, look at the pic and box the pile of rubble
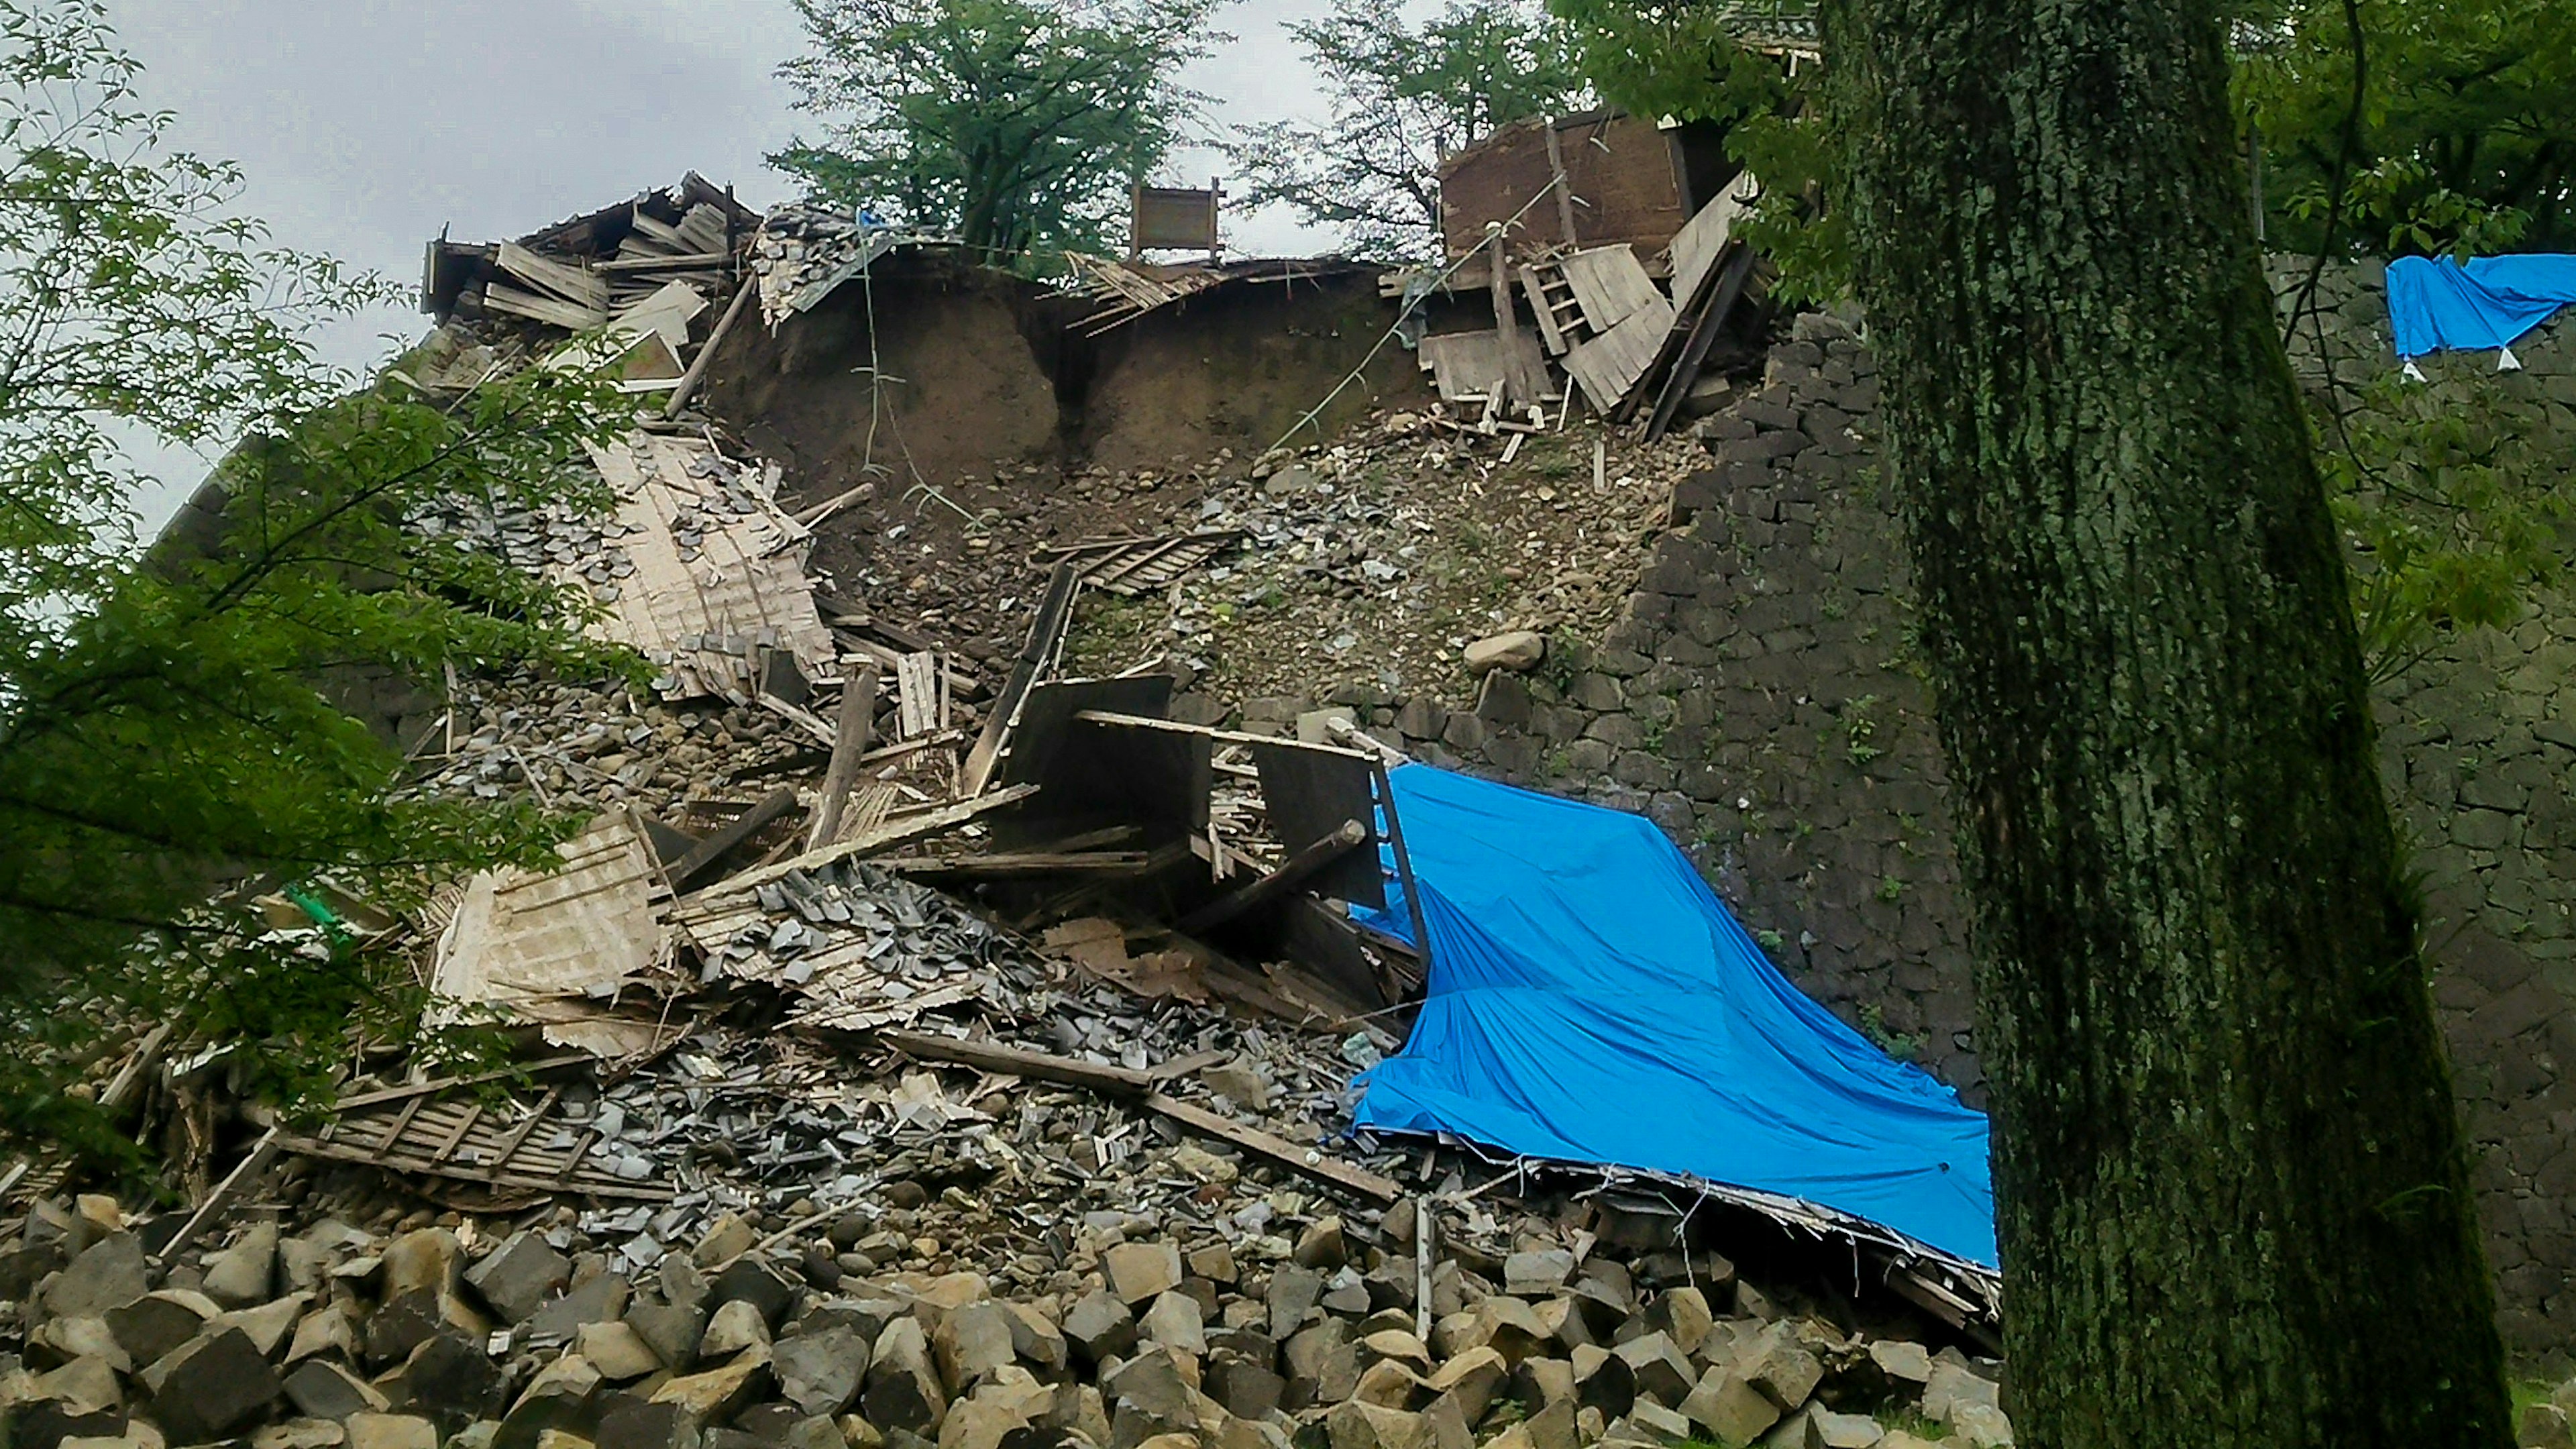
[3,1158,2021,1449]
[1,165,2039,1449]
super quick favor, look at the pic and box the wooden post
[1542,117,1580,246]
[1487,232,1543,409]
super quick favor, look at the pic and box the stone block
[1063,1289,1137,1365]
[467,1232,572,1325]
[142,1328,282,1444]
[345,1415,441,1449]
[283,1358,389,1420]
[201,1221,279,1309]
[1103,1241,1183,1305]
[47,1234,149,1319]
[863,1317,945,1436]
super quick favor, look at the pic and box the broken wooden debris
[875,1029,1403,1203]
[663,788,799,894]
[805,665,882,851]
[1030,530,1244,596]
[1177,818,1368,935]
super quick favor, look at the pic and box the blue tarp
[1354,765,1997,1267]
[2385,254,2576,358]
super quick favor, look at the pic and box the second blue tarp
[1354,764,1997,1267]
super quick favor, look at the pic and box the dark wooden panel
[1250,742,1386,909]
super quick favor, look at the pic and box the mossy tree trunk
[1821,0,2514,1441]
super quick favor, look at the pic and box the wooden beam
[879,1030,1153,1097]
[154,1128,279,1265]
[1542,117,1580,246]
[1144,1092,1401,1203]
[1073,709,1376,763]
[805,667,881,852]
[1643,241,1760,442]
[1177,818,1368,935]
[662,271,754,420]
[666,788,801,892]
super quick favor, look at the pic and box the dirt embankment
[695,256,1436,673]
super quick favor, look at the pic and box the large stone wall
[1379,275,2576,1358]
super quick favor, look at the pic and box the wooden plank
[426,1103,486,1167]
[665,788,800,892]
[1487,233,1546,409]
[1667,178,1756,321]
[498,241,608,310]
[1073,709,1378,763]
[484,282,608,331]
[1543,116,1580,246]
[372,1095,428,1161]
[805,667,881,851]
[327,1056,592,1112]
[1144,1092,1401,1203]
[879,1030,1153,1097]
[1177,819,1368,934]
[693,784,1039,901]
[486,1086,564,1178]
[154,1128,279,1265]
[1375,762,1436,982]
[1558,246,1664,333]
[879,849,1154,877]
[895,652,940,739]
[1563,293,1677,413]
[599,250,729,273]
[962,562,1081,796]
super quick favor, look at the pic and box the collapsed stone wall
[1364,272,2576,1357]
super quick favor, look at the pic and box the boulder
[1061,1289,1136,1366]
[932,1301,1018,1390]
[1681,1369,1779,1445]
[494,1353,604,1449]
[1502,1250,1574,1297]
[649,1355,773,1427]
[1868,1340,1933,1383]
[1138,1293,1205,1356]
[1465,631,1546,676]
[1326,1399,1426,1449]
[577,1322,665,1382]
[107,1291,217,1369]
[530,1276,633,1352]
[345,1415,441,1449]
[699,1301,769,1360]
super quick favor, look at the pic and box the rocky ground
[3,1134,2020,1449]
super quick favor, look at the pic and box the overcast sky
[107,0,1434,520]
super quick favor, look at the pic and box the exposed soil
[699,256,1439,681]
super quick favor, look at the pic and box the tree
[1823,0,2514,1439]
[0,1,625,1162]
[773,0,1220,264]
[2239,0,2576,258]
[1228,1,1592,260]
